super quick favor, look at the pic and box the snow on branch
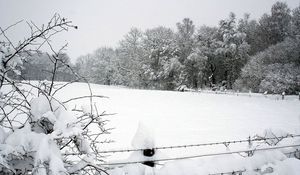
[0,14,111,174]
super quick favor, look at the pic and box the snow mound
[2,124,66,174]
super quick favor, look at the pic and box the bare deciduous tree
[0,14,112,174]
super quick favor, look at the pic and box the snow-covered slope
[55,83,300,150]
[54,83,300,174]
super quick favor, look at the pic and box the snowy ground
[54,82,300,174]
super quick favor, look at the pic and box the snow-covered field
[54,82,300,174]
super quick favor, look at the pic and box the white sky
[0,0,299,62]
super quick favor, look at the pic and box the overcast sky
[0,0,299,62]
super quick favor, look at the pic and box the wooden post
[247,136,253,157]
[143,148,155,167]
[282,92,285,100]
[132,122,156,167]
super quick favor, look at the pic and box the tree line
[20,1,300,94]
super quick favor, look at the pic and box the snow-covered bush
[0,14,111,174]
[234,37,300,94]
[259,63,300,94]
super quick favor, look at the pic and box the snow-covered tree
[92,47,121,85]
[233,53,264,92]
[142,26,182,90]
[269,2,292,43]
[254,2,292,52]
[183,48,208,89]
[235,37,300,94]
[0,14,111,174]
[292,5,300,36]
[74,54,95,82]
[75,47,123,86]
[259,63,300,94]
[175,18,196,64]
[195,26,219,87]
[67,2,300,92]
[20,52,75,81]
[215,12,250,88]
[117,28,145,87]
[237,14,261,55]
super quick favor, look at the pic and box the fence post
[282,91,285,100]
[143,149,155,167]
[132,122,156,167]
[263,91,268,98]
[247,136,253,157]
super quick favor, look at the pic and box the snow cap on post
[131,122,156,167]
[131,122,155,149]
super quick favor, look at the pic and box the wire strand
[208,149,300,175]
[98,134,300,154]
[100,144,300,166]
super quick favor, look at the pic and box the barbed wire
[208,149,300,175]
[208,169,246,175]
[100,143,300,166]
[98,134,300,154]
